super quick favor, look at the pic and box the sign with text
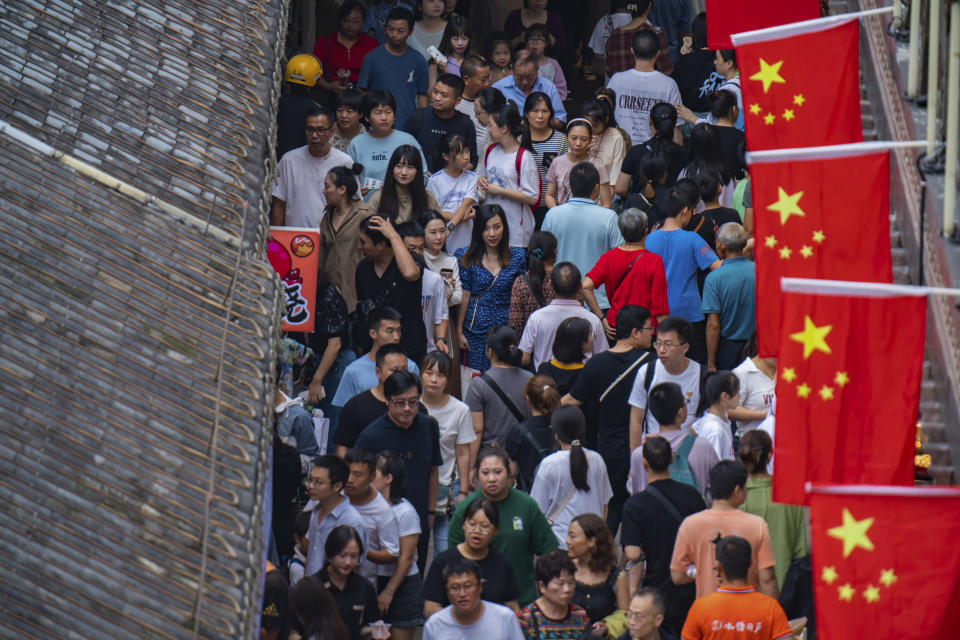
[268,226,319,333]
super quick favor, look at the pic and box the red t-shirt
[313,33,378,85]
[586,247,669,327]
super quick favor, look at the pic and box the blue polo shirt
[645,228,718,322]
[701,256,756,340]
[332,353,420,406]
[493,74,567,123]
[542,197,623,308]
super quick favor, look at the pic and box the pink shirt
[546,155,609,206]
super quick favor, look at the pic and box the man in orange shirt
[680,536,794,640]
[669,461,778,599]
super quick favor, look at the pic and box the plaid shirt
[605,23,672,77]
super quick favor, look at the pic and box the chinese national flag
[750,147,893,357]
[733,17,862,151]
[809,485,960,638]
[706,0,821,49]
[773,281,925,505]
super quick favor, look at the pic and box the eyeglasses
[305,126,333,135]
[307,477,330,486]
[654,340,686,350]
[464,522,494,534]
[527,37,546,44]
[447,582,481,593]
[389,398,420,408]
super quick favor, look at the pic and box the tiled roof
[0,0,287,637]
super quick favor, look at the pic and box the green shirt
[449,488,560,606]
[741,476,808,588]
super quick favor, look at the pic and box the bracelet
[437,337,447,343]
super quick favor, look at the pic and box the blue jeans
[433,478,460,557]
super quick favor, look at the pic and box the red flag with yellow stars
[706,0,820,49]
[773,280,925,505]
[732,16,862,151]
[749,145,893,356]
[809,485,960,638]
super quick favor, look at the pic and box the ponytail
[525,231,557,306]
[737,429,772,474]
[524,375,561,416]
[490,103,530,151]
[696,371,740,416]
[486,325,523,367]
[551,406,589,492]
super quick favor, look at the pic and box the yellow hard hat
[284,54,323,87]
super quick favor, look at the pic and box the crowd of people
[264,1,810,639]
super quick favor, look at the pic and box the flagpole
[731,6,895,45]
[781,277,960,298]
[746,140,928,164]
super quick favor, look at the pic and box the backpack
[483,143,542,210]
[669,434,700,490]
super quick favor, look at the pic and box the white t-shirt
[427,169,479,253]
[531,448,613,547]
[456,97,485,157]
[272,145,355,228]
[351,492,401,580]
[691,413,735,461]
[757,397,775,474]
[588,12,633,56]
[423,601,524,640]
[422,268,448,352]
[427,396,477,486]
[391,498,422,577]
[606,69,681,145]
[627,358,702,433]
[733,357,775,433]
[517,299,608,370]
[480,144,540,248]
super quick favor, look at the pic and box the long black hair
[324,524,365,563]
[685,122,734,185]
[432,132,470,172]
[289,576,350,640]
[485,325,523,367]
[646,102,685,184]
[459,203,511,267]
[525,230,557,306]
[379,145,430,221]
[490,102,532,151]
[551,316,591,364]
[377,452,410,505]
[520,91,555,148]
[551,405,589,492]
[696,370,740,416]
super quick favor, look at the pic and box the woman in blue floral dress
[455,204,526,372]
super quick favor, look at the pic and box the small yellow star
[790,316,833,359]
[828,508,875,558]
[764,235,778,248]
[781,367,797,383]
[767,187,806,225]
[863,585,881,603]
[750,103,762,115]
[879,569,897,587]
[834,371,850,387]
[779,246,792,259]
[838,583,855,601]
[750,58,787,93]
[819,385,835,401]
[793,93,806,106]
[812,229,825,243]
[797,383,811,398]
[782,108,796,121]
[821,566,838,584]
[764,112,776,125]
[800,245,813,258]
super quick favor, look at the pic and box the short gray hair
[716,222,747,253]
[619,208,648,243]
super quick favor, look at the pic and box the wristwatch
[446,221,456,232]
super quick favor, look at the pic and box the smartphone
[440,268,453,278]
[427,45,448,66]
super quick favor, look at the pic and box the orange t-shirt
[669,509,775,598]
[681,586,794,640]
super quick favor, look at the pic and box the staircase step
[919,399,943,423]
[890,228,902,248]
[893,264,911,284]
[921,379,939,403]
[920,419,948,442]
[926,442,953,466]
[922,359,932,378]
[927,465,955,485]
[891,247,908,266]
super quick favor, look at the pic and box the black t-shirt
[671,49,717,113]
[355,258,426,359]
[422,545,520,606]
[276,91,323,159]
[536,361,583,397]
[261,568,291,639]
[402,106,478,171]
[620,138,687,190]
[503,415,557,491]
[569,349,652,458]
[715,126,747,180]
[334,389,429,450]
[318,567,379,640]
[687,206,742,253]
[288,280,349,357]
[620,478,706,589]
[354,412,443,528]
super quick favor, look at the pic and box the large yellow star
[822,566,838,584]
[750,58,786,93]
[863,585,881,603]
[838,583,855,601]
[828,508,875,558]
[797,383,811,398]
[767,187,805,225]
[879,569,897,587]
[781,367,797,382]
[790,316,832,359]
